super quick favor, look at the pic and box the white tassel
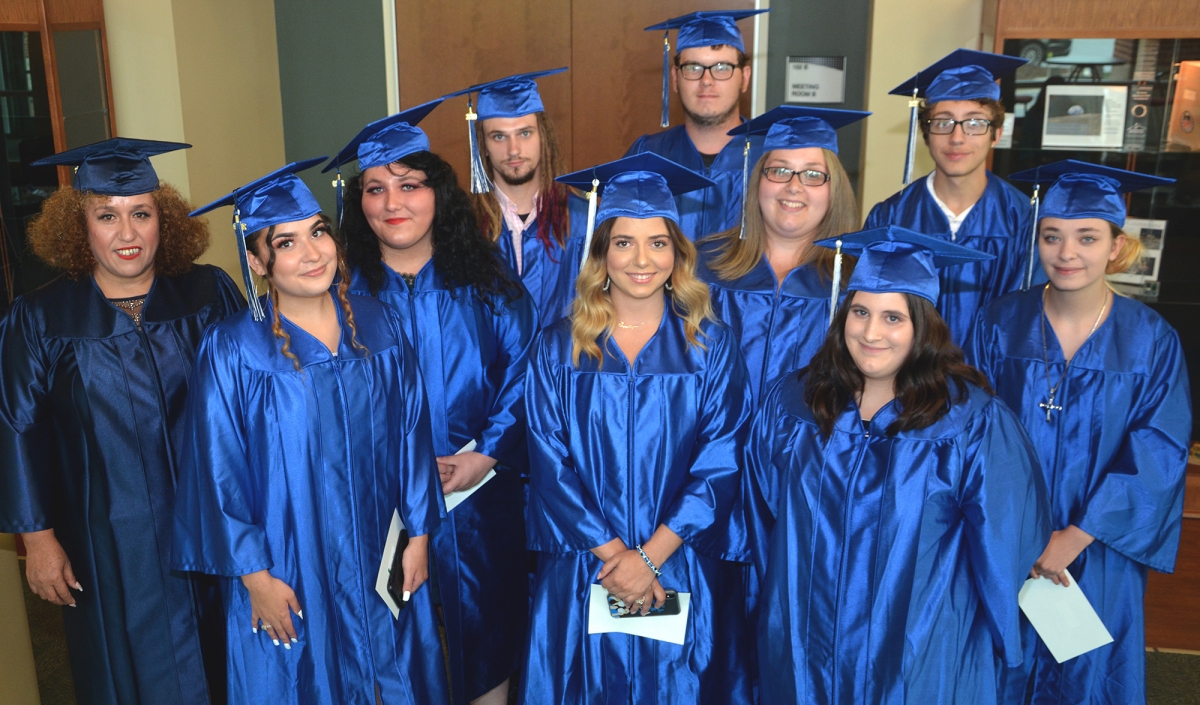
[738,139,751,240]
[902,88,920,185]
[467,100,491,194]
[1023,184,1040,290]
[580,178,599,269]
[828,239,843,326]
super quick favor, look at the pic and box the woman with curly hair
[327,103,536,705]
[0,138,244,705]
[172,160,448,704]
[746,226,1051,704]
[523,154,755,704]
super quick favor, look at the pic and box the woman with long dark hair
[968,163,1191,705]
[327,104,536,705]
[747,226,1051,704]
[523,154,755,703]
[0,139,242,705]
[172,160,448,704]
[699,107,867,400]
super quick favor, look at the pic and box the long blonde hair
[700,148,859,282]
[570,217,713,367]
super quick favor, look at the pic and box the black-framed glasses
[677,62,739,81]
[924,117,994,136]
[762,166,830,186]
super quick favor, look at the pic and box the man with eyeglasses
[625,10,768,240]
[864,50,1040,346]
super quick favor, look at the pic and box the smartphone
[386,529,410,609]
[608,589,681,618]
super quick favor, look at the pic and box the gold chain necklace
[1038,284,1107,422]
[110,296,147,327]
[616,320,650,329]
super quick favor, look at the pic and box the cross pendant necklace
[1038,284,1107,422]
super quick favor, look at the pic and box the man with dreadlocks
[454,68,589,325]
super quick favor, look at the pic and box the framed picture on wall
[1041,85,1128,149]
[1108,218,1166,286]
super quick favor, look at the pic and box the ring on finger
[635,597,646,605]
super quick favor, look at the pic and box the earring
[664,279,673,291]
[603,277,611,292]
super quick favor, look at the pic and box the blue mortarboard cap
[190,157,327,322]
[323,98,444,174]
[889,49,1027,102]
[728,106,870,154]
[1008,159,1174,225]
[556,153,714,267]
[31,137,190,196]
[816,225,994,304]
[644,9,768,128]
[445,67,567,121]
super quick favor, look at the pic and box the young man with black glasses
[864,50,1040,346]
[625,10,767,240]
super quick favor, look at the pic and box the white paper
[585,584,690,645]
[375,509,405,619]
[1018,570,1113,663]
[443,440,497,512]
[1041,85,1129,150]
[995,112,1016,149]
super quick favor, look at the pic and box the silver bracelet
[636,544,662,577]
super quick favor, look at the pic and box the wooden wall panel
[0,0,39,27]
[995,0,1200,40]
[44,0,103,26]
[395,0,572,182]
[1144,466,1200,650]
[570,0,755,169]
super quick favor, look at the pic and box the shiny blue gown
[0,266,242,705]
[966,289,1192,705]
[698,247,833,402]
[494,191,590,325]
[349,263,536,702]
[863,171,1039,347]
[625,126,766,239]
[747,372,1051,705]
[171,293,448,705]
[521,312,756,704]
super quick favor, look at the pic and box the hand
[241,570,302,647]
[22,529,81,606]
[1030,525,1095,587]
[399,534,430,600]
[597,549,657,608]
[437,451,497,494]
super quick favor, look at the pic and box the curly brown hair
[26,183,210,279]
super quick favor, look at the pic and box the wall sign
[785,56,846,104]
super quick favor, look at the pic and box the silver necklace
[110,295,147,327]
[1038,284,1107,422]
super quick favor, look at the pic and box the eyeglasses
[677,62,739,81]
[762,166,830,186]
[924,118,994,136]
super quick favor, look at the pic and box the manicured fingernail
[73,582,83,591]
[272,638,280,646]
[68,603,76,607]
[283,642,291,650]
[402,590,411,602]
[290,637,297,643]
[296,610,303,620]
[252,627,258,634]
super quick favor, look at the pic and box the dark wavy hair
[27,183,209,279]
[804,291,993,438]
[341,150,521,305]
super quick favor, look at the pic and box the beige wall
[861,0,986,218]
[0,535,38,705]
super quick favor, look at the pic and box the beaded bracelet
[635,544,662,577]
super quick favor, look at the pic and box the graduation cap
[322,98,444,224]
[1007,160,1174,289]
[190,157,327,321]
[726,107,871,239]
[889,49,1027,185]
[31,137,190,196]
[644,9,769,128]
[814,225,993,322]
[556,152,715,267]
[443,68,568,195]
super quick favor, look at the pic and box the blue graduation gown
[521,313,756,705]
[171,294,449,705]
[864,171,1039,347]
[0,266,243,705]
[494,191,590,326]
[747,373,1051,705]
[698,248,833,402]
[349,263,536,702]
[966,290,1192,705]
[625,126,766,239]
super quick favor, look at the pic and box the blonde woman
[699,107,867,400]
[522,154,755,704]
[967,163,1191,705]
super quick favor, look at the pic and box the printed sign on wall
[786,56,846,104]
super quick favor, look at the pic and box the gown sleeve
[962,307,998,382]
[0,299,54,532]
[743,376,790,578]
[660,327,755,563]
[394,330,443,538]
[959,395,1052,668]
[171,328,272,576]
[623,135,648,158]
[524,335,616,553]
[474,289,538,474]
[212,265,249,314]
[1076,328,1193,573]
[862,199,889,229]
